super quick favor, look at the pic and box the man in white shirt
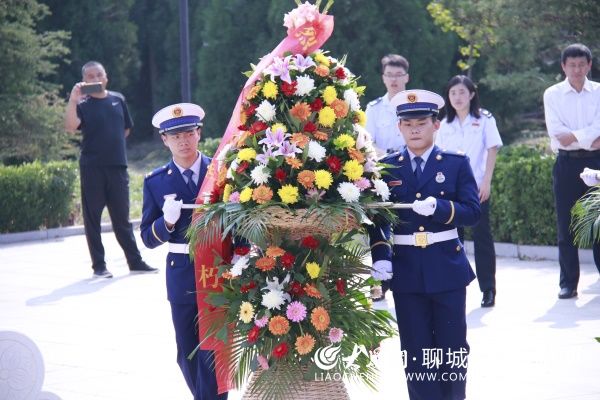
[543,43,600,300]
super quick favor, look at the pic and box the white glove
[372,260,393,281]
[412,196,437,216]
[162,197,183,225]
[580,167,600,187]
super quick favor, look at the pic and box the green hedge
[0,161,77,233]
[490,145,556,245]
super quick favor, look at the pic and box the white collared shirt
[173,151,202,185]
[436,112,503,186]
[407,145,434,173]
[543,77,600,152]
[366,92,405,155]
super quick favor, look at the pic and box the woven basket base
[241,369,350,400]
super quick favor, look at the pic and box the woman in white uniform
[436,75,503,307]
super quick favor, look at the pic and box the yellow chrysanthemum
[278,184,299,204]
[333,134,356,150]
[239,301,254,324]
[271,122,287,132]
[306,262,320,279]
[355,110,367,127]
[355,86,366,96]
[314,52,330,66]
[239,187,253,203]
[318,106,336,128]
[314,170,333,189]
[322,86,337,105]
[343,159,364,181]
[237,148,257,162]
[223,184,233,202]
[262,80,278,99]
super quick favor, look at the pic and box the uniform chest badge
[435,172,445,183]
[472,122,480,127]
[389,179,403,187]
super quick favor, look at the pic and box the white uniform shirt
[543,78,600,152]
[173,151,202,186]
[366,93,405,155]
[435,111,503,187]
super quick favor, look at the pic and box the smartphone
[80,82,103,95]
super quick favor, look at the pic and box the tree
[0,0,71,164]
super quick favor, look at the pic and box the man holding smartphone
[64,60,157,278]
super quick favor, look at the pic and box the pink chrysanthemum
[329,327,344,343]
[286,301,307,322]
[254,315,269,328]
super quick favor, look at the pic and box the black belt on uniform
[558,149,600,158]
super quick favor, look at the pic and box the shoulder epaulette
[380,151,402,164]
[441,149,467,158]
[480,108,492,118]
[145,164,169,179]
[367,97,383,107]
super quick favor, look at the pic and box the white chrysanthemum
[216,143,232,162]
[256,100,276,122]
[337,182,361,203]
[344,89,360,111]
[295,75,315,96]
[250,165,271,185]
[230,256,250,277]
[307,140,326,162]
[354,124,371,150]
[372,179,391,201]
[261,290,287,310]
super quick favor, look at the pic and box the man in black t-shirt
[64,61,157,278]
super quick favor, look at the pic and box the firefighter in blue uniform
[369,90,481,400]
[140,103,227,400]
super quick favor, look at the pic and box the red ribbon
[193,12,334,394]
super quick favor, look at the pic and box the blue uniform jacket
[140,155,211,304]
[369,145,481,294]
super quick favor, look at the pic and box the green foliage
[571,187,600,248]
[0,161,77,233]
[198,137,221,158]
[490,145,556,245]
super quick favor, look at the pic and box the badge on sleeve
[435,172,445,183]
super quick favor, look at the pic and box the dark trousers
[393,289,468,400]
[80,165,143,271]
[458,200,496,292]
[552,154,600,290]
[170,303,227,400]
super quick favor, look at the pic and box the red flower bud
[336,278,346,296]
[280,252,296,269]
[248,326,260,343]
[309,98,323,112]
[303,121,317,133]
[275,168,287,182]
[335,68,346,80]
[272,342,289,359]
[301,235,319,249]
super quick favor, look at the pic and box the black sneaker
[93,269,113,279]
[129,262,159,274]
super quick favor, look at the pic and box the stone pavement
[1,232,599,400]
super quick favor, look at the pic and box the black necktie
[183,169,198,194]
[414,156,423,181]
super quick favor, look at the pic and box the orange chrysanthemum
[221,271,233,280]
[266,246,285,258]
[330,99,349,118]
[256,256,276,272]
[252,185,273,204]
[290,103,312,121]
[310,306,330,331]
[286,157,303,169]
[295,334,316,355]
[216,166,228,187]
[240,110,248,125]
[348,148,366,163]
[315,65,330,77]
[304,283,322,298]
[291,133,310,148]
[313,130,329,141]
[268,315,290,336]
[297,170,315,189]
[246,84,262,100]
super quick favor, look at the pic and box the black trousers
[552,153,600,290]
[80,165,143,271]
[458,200,496,292]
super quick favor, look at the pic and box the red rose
[303,121,317,133]
[281,81,298,97]
[248,326,260,344]
[280,252,296,269]
[272,342,289,359]
[235,246,250,256]
[289,281,305,296]
[301,235,319,249]
[250,121,269,134]
[335,68,346,80]
[336,278,346,296]
[237,124,248,131]
[310,98,323,112]
[245,103,257,117]
[236,161,249,174]
[325,155,342,174]
[275,168,287,182]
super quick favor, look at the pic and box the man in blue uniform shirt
[140,103,227,400]
[368,90,481,400]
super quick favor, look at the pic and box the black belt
[558,149,600,158]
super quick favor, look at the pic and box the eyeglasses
[383,73,407,79]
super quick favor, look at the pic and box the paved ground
[1,231,599,400]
